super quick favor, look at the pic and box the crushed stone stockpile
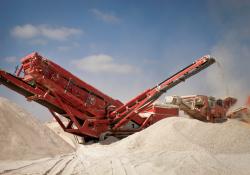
[46,121,78,148]
[75,117,250,175]
[0,97,74,161]
[114,116,250,154]
[0,97,250,175]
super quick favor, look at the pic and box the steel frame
[0,52,215,139]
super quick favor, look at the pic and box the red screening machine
[0,52,215,140]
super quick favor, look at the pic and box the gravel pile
[115,116,250,154]
[1,96,250,174]
[0,97,74,160]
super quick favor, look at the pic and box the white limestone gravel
[1,97,250,175]
[0,97,74,161]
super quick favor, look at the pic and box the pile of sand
[114,117,250,154]
[75,117,250,175]
[1,97,250,174]
[0,97,74,161]
[45,121,79,148]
